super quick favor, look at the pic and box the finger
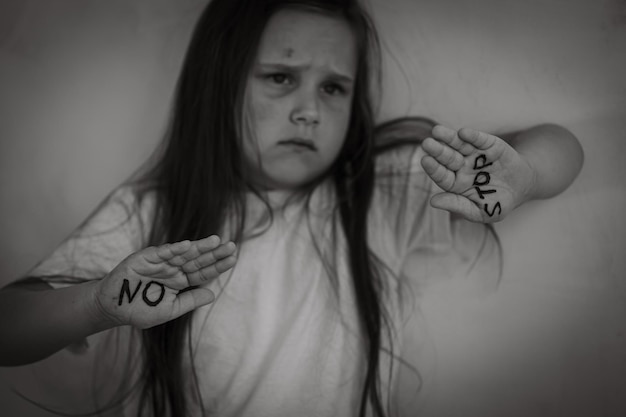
[430,193,484,223]
[167,235,222,267]
[144,240,191,264]
[172,288,215,317]
[186,255,237,285]
[431,125,475,156]
[421,155,455,191]
[457,128,497,150]
[181,242,237,273]
[194,235,222,253]
[422,137,465,171]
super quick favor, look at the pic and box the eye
[267,73,292,85]
[322,83,346,96]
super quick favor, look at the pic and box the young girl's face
[243,8,357,191]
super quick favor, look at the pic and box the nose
[290,89,320,126]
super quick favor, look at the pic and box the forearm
[507,124,584,201]
[0,278,115,366]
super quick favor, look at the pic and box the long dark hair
[129,0,391,416]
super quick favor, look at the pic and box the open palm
[421,125,534,223]
[95,236,237,329]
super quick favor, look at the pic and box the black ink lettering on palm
[95,236,237,329]
[472,154,502,217]
[421,125,531,223]
[118,279,165,307]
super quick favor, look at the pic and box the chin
[264,168,326,190]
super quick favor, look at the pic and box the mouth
[278,138,317,151]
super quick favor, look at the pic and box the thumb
[174,287,216,317]
[430,192,483,223]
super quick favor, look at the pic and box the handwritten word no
[473,154,501,217]
[118,279,165,307]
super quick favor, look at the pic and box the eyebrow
[257,62,354,83]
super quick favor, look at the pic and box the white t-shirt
[28,145,494,416]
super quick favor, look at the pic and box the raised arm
[420,124,583,222]
[0,236,236,366]
[501,124,584,200]
[0,278,113,366]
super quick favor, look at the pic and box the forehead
[255,8,357,73]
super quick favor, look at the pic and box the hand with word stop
[92,235,237,329]
[421,125,535,223]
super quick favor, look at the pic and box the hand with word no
[421,125,535,223]
[92,235,236,329]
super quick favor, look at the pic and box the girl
[0,0,583,416]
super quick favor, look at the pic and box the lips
[278,137,317,151]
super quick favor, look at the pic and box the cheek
[249,92,282,127]
[252,100,274,123]
[243,92,282,154]
[242,95,280,166]
[327,106,351,141]
[328,97,352,125]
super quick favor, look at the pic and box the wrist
[519,156,539,206]
[83,279,120,331]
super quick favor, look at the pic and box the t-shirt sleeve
[26,185,154,289]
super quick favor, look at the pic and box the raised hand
[94,235,237,329]
[421,125,535,223]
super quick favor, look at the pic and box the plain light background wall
[0,0,624,416]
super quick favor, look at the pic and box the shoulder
[374,143,424,175]
[25,183,158,284]
[373,144,430,194]
[373,116,434,152]
[64,182,159,251]
[77,183,155,232]
[373,116,435,175]
[104,182,156,213]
